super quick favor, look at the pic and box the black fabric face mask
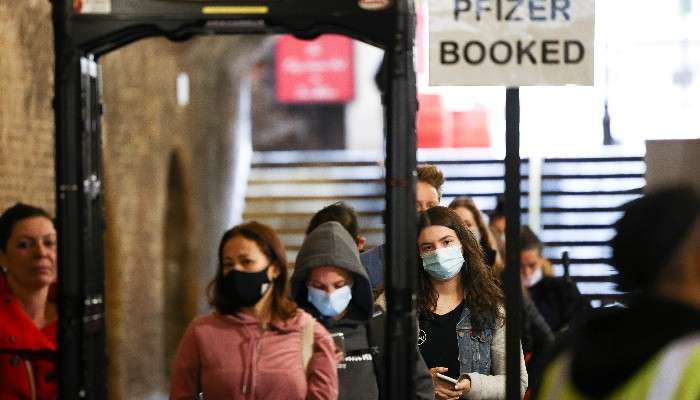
[221,266,271,308]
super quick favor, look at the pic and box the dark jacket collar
[569,295,700,397]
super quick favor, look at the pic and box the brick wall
[0,3,266,398]
[0,0,55,212]
[99,35,266,398]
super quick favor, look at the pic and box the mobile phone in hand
[330,332,345,357]
[435,373,458,385]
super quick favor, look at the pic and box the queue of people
[3,167,698,400]
[0,166,552,400]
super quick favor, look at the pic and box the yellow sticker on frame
[202,6,269,14]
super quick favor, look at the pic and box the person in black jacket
[292,220,434,400]
[533,185,700,399]
[520,226,589,335]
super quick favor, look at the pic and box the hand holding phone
[431,367,471,399]
[330,332,345,363]
[435,373,458,385]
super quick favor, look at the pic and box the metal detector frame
[52,1,417,399]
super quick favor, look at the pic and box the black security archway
[52,1,418,399]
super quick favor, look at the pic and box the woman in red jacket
[0,203,57,400]
[170,221,339,400]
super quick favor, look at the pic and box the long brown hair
[417,207,504,329]
[449,196,505,273]
[208,221,297,321]
[448,196,489,244]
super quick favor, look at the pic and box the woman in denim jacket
[416,207,528,400]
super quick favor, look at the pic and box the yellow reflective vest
[538,333,700,400]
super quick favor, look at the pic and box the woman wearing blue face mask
[292,221,435,400]
[417,207,528,400]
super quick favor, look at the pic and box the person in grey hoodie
[291,221,434,400]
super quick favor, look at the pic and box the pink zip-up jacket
[170,309,338,400]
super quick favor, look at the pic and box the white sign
[429,0,595,86]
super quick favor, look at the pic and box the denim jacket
[456,304,495,376]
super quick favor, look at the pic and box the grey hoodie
[292,221,378,400]
[292,221,374,323]
[291,221,434,400]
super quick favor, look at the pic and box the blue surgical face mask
[421,246,465,281]
[307,285,353,317]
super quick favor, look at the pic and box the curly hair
[417,206,504,329]
[417,164,445,197]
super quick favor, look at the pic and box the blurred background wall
[0,1,267,398]
[0,0,55,210]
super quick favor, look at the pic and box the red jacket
[0,274,57,400]
[170,309,338,400]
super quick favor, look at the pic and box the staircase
[536,155,645,306]
[243,151,386,263]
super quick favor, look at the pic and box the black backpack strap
[367,307,386,400]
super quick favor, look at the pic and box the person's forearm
[462,372,505,400]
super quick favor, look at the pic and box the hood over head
[291,221,374,322]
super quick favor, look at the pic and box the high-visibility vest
[538,333,700,400]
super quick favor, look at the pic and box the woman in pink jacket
[170,222,339,400]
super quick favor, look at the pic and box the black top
[419,301,465,380]
[327,317,379,400]
[318,305,435,400]
[528,276,589,333]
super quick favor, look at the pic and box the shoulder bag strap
[302,315,316,373]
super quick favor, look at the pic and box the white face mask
[523,267,543,288]
[421,246,465,281]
